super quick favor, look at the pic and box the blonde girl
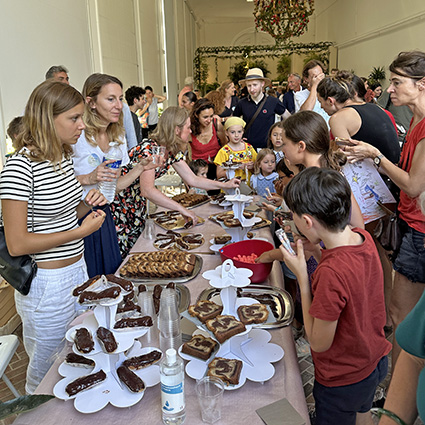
[250,148,279,197]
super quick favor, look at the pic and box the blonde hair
[82,73,124,146]
[14,80,84,164]
[150,107,189,155]
[254,148,275,175]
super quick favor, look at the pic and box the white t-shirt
[294,89,330,127]
[72,131,130,198]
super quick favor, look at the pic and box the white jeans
[15,257,88,394]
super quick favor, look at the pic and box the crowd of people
[1,51,424,424]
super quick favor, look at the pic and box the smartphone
[335,137,355,147]
[275,228,296,255]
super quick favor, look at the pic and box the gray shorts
[393,224,425,283]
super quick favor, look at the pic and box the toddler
[250,148,279,198]
[188,159,208,195]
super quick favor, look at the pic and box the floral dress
[111,139,184,258]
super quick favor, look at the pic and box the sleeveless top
[190,120,221,161]
[345,103,400,163]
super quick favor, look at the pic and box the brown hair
[302,59,326,80]
[205,90,225,115]
[389,51,425,79]
[190,98,215,136]
[82,73,125,147]
[7,116,23,142]
[150,106,189,155]
[317,71,356,103]
[266,121,285,149]
[254,148,275,175]
[282,111,346,171]
[14,80,84,163]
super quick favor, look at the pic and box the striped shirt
[0,149,84,262]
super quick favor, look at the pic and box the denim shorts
[313,356,388,425]
[393,225,425,283]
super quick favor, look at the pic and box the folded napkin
[256,398,306,425]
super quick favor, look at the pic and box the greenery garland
[193,41,333,92]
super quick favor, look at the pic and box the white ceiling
[185,0,255,22]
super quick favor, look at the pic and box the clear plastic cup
[142,218,155,239]
[137,291,158,346]
[195,376,225,423]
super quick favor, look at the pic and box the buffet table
[13,201,310,425]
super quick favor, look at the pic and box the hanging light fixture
[253,0,315,44]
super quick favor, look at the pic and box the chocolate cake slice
[78,286,121,304]
[72,275,101,296]
[105,274,133,292]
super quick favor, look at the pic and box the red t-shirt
[398,117,425,233]
[309,228,392,387]
[190,122,221,161]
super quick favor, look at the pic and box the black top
[345,103,400,163]
[219,96,239,118]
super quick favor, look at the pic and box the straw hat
[239,68,271,87]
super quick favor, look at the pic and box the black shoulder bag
[0,164,37,295]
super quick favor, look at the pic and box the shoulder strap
[213,117,218,133]
[244,95,268,135]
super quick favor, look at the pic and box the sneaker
[296,336,311,358]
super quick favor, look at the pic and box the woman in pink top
[189,98,226,181]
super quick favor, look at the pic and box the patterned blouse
[110,139,184,257]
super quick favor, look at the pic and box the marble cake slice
[207,357,243,386]
[205,315,246,343]
[181,334,218,360]
[188,300,223,323]
[237,303,269,325]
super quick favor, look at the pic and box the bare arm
[345,139,425,198]
[2,199,105,256]
[280,240,338,352]
[379,350,423,424]
[138,168,197,222]
[349,192,365,229]
[155,94,167,103]
[329,109,362,139]
[173,160,240,190]
[215,119,227,146]
[299,73,325,112]
[115,156,158,192]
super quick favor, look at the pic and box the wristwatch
[374,153,384,167]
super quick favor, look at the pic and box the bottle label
[161,382,185,414]
[102,158,122,169]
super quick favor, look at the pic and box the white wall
[0,0,92,159]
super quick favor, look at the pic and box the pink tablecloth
[14,202,310,425]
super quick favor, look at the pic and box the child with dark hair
[7,116,23,146]
[280,167,391,425]
[187,158,208,195]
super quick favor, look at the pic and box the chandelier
[254,0,315,44]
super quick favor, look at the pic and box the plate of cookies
[171,192,210,209]
[118,251,203,283]
[153,230,204,251]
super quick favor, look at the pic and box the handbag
[0,163,37,295]
[373,200,402,252]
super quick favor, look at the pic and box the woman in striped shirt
[0,81,107,393]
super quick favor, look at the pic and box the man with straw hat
[233,67,286,150]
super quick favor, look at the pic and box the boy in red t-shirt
[280,167,392,425]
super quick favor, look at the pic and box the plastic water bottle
[160,348,186,425]
[98,141,122,203]
[158,288,182,352]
